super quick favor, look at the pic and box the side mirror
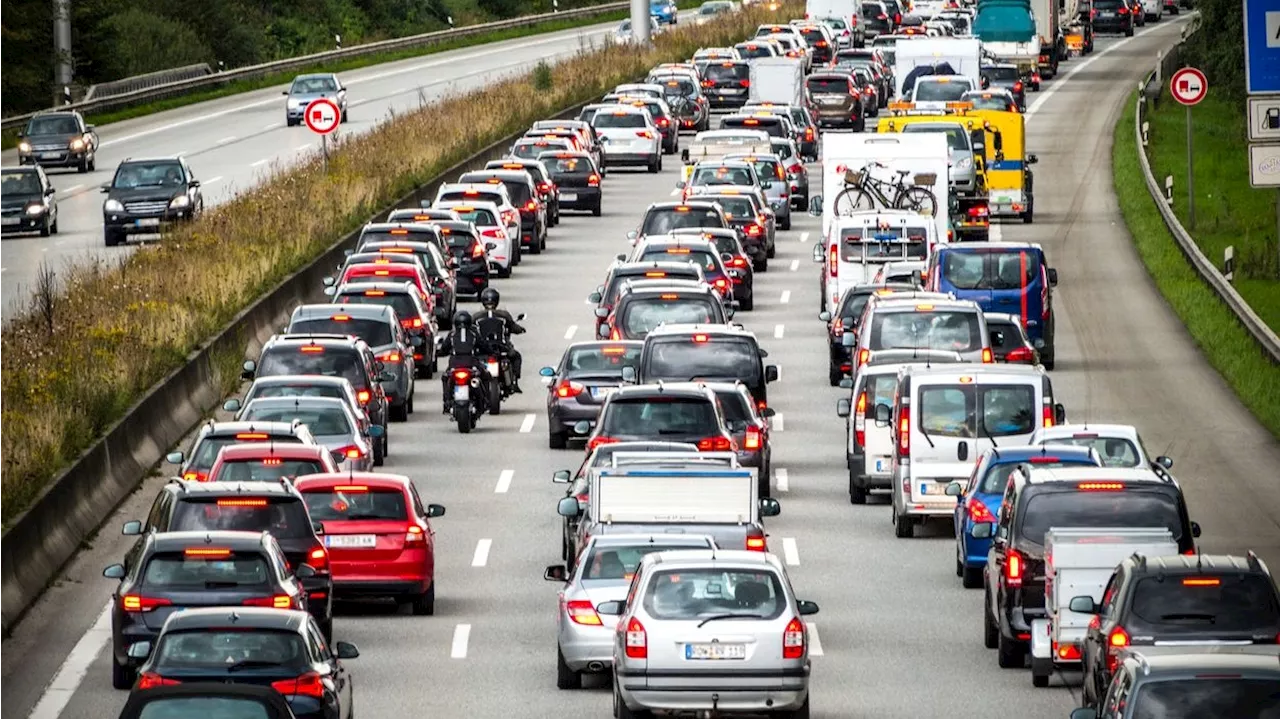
[944,481,963,497]
[282,90,290,95]
[873,403,891,424]
[594,307,609,318]
[165,451,184,465]
[993,132,1004,154]
[322,276,335,287]
[100,183,111,193]
[241,360,256,379]
[807,195,823,216]
[516,313,526,321]
[980,76,990,89]
[1191,521,1202,538]
[343,249,354,258]
[626,231,638,240]
[557,497,583,517]
[1068,596,1098,614]
[126,642,152,661]
[621,365,637,383]
[103,564,126,579]
[797,600,820,616]
[295,563,318,579]
[588,291,603,303]
[486,242,498,251]
[596,600,624,616]
[222,398,242,413]
[762,182,775,190]
[539,366,556,377]
[812,243,824,263]
[1047,268,1058,286]
[426,503,446,518]
[971,522,994,539]
[1156,455,1174,469]
[838,377,853,390]
[552,469,572,484]
[676,180,686,188]
[312,521,325,536]
[1027,153,1039,165]
[367,424,385,438]
[819,311,831,322]
[322,287,336,296]
[598,323,612,339]
[841,332,855,348]
[765,365,779,383]
[573,420,593,435]
[122,520,143,536]
[1070,710,1098,719]
[759,498,781,517]
[544,564,569,582]
[835,397,852,418]
[615,253,628,262]
[334,641,360,659]
[1054,403,1066,425]
[45,186,56,196]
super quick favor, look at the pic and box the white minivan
[812,209,937,314]
[875,364,1066,537]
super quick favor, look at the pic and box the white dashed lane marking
[774,324,785,339]
[471,539,492,567]
[451,624,471,658]
[495,469,513,494]
[519,413,536,433]
[564,325,577,340]
[779,290,791,304]
[789,259,799,271]
[782,537,800,566]
[775,468,789,493]
[807,623,824,656]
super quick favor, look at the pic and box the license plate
[135,218,160,228]
[454,385,469,402]
[685,643,746,660]
[1,217,19,226]
[40,152,61,159]
[921,483,949,495]
[326,534,377,548]
[561,193,578,202]
[590,387,615,400]
[1100,10,1114,15]
[874,459,887,473]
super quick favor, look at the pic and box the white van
[876,364,1065,537]
[812,209,938,314]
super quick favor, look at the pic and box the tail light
[857,348,871,368]
[272,672,326,699]
[357,389,371,405]
[624,617,647,658]
[894,12,902,22]
[305,546,329,572]
[783,618,806,659]
[853,391,867,447]
[486,359,500,377]
[502,209,518,225]
[470,241,485,259]
[182,471,207,482]
[243,595,295,609]
[136,673,181,690]
[656,117,670,128]
[877,12,888,19]
[121,595,172,613]
[981,348,994,363]
[696,436,736,451]
[746,533,767,551]
[538,182,553,193]
[377,351,401,363]
[702,80,714,88]
[1042,405,1054,428]
[524,200,538,212]
[805,127,814,142]
[730,256,749,268]
[1056,643,1082,660]
[1005,346,1035,363]
[713,278,729,293]
[609,327,621,340]
[775,165,786,181]
[865,87,874,96]
[744,426,762,450]
[739,79,751,88]
[587,174,600,186]
[636,130,656,139]
[1004,549,1023,588]
[1117,5,1129,13]
[400,318,423,329]
[967,204,989,218]
[967,498,996,523]
[896,405,910,457]
[587,436,620,451]
[1014,81,1024,92]
[336,445,363,460]
[453,369,471,385]
[555,380,586,398]
[565,599,603,626]
[405,524,427,544]
[1105,626,1130,671]
[829,244,838,277]
[481,227,503,239]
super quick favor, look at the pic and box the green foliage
[1180,1,1245,101]
[90,8,213,79]
[533,60,554,91]
[476,0,524,18]
[1,0,55,110]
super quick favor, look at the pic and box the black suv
[16,110,99,172]
[119,480,335,637]
[457,169,547,253]
[103,527,313,688]
[634,323,779,411]
[243,334,391,463]
[976,466,1200,671]
[485,157,560,225]
[819,283,917,384]
[101,156,203,247]
[701,61,752,110]
[429,219,492,297]
[1077,552,1280,708]
[538,151,603,216]
[1,166,59,236]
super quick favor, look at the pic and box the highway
[7,12,1280,719]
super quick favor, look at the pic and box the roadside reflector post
[1141,121,1149,147]
[1165,175,1174,204]
[1224,245,1235,283]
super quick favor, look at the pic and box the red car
[293,473,446,615]
[337,262,433,307]
[206,444,340,483]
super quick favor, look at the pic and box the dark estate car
[101,156,203,247]
[1,166,59,236]
[16,110,99,172]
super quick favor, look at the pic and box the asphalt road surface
[8,13,1280,719]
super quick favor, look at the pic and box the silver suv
[599,549,820,718]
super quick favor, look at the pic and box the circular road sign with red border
[1170,67,1208,106]
[303,98,341,135]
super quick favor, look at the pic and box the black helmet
[480,287,500,309]
[453,311,473,327]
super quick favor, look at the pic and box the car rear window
[692,165,756,187]
[913,80,970,102]
[1130,677,1280,719]
[808,77,852,94]
[564,345,642,377]
[214,458,327,483]
[860,373,899,414]
[137,697,273,719]
[1129,574,1280,633]
[799,28,826,44]
[360,229,438,245]
[191,435,303,471]
[289,317,392,347]
[869,309,983,352]
[707,63,750,80]
[513,141,568,159]
[942,249,1042,289]
[708,196,756,219]
[547,156,592,174]
[240,406,351,436]
[170,498,314,539]
[153,630,309,673]
[593,112,648,129]
[258,346,366,388]
[642,569,785,620]
[722,118,786,137]
[987,318,1028,351]
[247,383,346,403]
[1042,436,1141,467]
[142,551,270,587]
[301,486,408,522]
[1094,0,1125,7]
[621,297,717,337]
[1017,489,1183,546]
[602,396,720,435]
[713,390,754,428]
[338,292,421,322]
[641,208,726,235]
[581,544,703,580]
[448,207,499,226]
[977,459,1093,493]
[438,190,502,206]
[841,227,929,262]
[643,338,761,384]
[984,66,1021,82]
[636,248,722,274]
[919,384,1034,438]
[493,180,532,204]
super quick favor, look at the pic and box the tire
[983,593,999,649]
[78,157,89,173]
[373,428,386,466]
[342,109,350,123]
[286,117,298,127]
[647,156,660,173]
[1032,664,1051,688]
[738,292,753,311]
[895,186,938,216]
[390,402,409,422]
[549,430,568,450]
[319,617,334,644]
[104,228,124,247]
[112,654,136,690]
[50,217,58,234]
[833,187,876,216]
[828,361,843,387]
[411,583,435,616]
[780,215,791,231]
[592,202,602,217]
[557,648,583,690]
[406,391,415,415]
[88,156,97,172]
[767,241,776,259]
[488,381,501,416]
[956,554,965,577]
[1125,26,1134,36]
[894,511,913,538]
[1042,352,1055,371]
[39,217,51,237]
[614,683,652,719]
[528,235,542,254]
[849,480,867,505]
[997,632,1026,669]
[753,258,767,273]
[456,407,473,433]
[962,564,983,589]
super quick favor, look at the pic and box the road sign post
[303,97,341,168]
[1170,67,1207,228]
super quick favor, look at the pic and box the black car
[701,61,752,110]
[1092,0,1135,35]
[1,166,59,236]
[860,1,894,38]
[427,219,492,297]
[457,169,548,254]
[333,281,438,374]
[103,528,313,689]
[242,334,391,463]
[671,227,755,310]
[819,282,917,384]
[486,157,560,226]
[352,240,457,328]
[129,607,357,719]
[116,683,301,719]
[634,323,779,411]
[101,156,203,247]
[981,64,1028,111]
[1078,552,1280,707]
[540,340,644,449]
[538,151,603,216]
[16,110,98,172]
[632,200,732,241]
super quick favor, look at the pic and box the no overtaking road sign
[304,98,341,135]
[1170,67,1208,106]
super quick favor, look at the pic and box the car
[733,39,782,61]
[510,135,575,162]
[115,683,300,719]
[15,110,98,171]
[332,278,445,365]
[701,60,754,109]
[627,235,737,301]
[803,16,863,49]
[691,46,742,75]
[1,166,59,236]
[165,420,318,482]
[327,255,438,322]
[284,304,417,420]
[600,283,732,341]
[101,156,203,247]
[668,227,755,309]
[850,296,994,371]
[540,341,645,449]
[539,151,603,216]
[719,112,795,143]
[457,168,548,254]
[794,22,838,63]
[722,152,793,230]
[976,466,1201,673]
[850,66,883,116]
[704,381,775,497]
[647,73,712,132]
[1029,423,1178,476]
[589,260,707,336]
[742,103,819,162]
[127,607,357,719]
[487,157,560,226]
[591,104,663,172]
[525,127,589,157]
[206,442,342,483]
[945,445,1102,587]
[614,16,662,43]
[1092,0,1136,35]
[600,549,820,719]
[103,529,313,689]
[985,311,1040,364]
[767,137,813,204]
[433,201,517,277]
[293,472,445,613]
[766,33,815,70]
[817,283,918,383]
[870,259,927,285]
[860,0,895,38]
[650,0,678,23]
[434,183,522,252]
[680,159,763,201]
[962,88,1020,112]
[241,334,391,463]
[357,221,448,254]
[544,533,718,689]
[581,382,738,454]
[530,118,603,166]
[632,200,732,241]
[234,396,379,471]
[284,73,348,126]
[980,63,1028,111]
[224,375,365,426]
[694,191,776,268]
[611,95,680,155]
[634,323,779,411]
[426,219,492,296]
[344,244,453,329]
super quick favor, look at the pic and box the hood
[2,192,40,210]
[108,185,185,203]
[287,91,340,105]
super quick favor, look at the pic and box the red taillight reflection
[1005,549,1023,587]
[357,390,371,405]
[272,672,326,699]
[137,673,181,690]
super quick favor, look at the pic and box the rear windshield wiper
[226,659,288,673]
[697,612,768,628]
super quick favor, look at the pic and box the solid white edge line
[451,624,471,658]
[781,537,800,566]
[27,601,113,719]
[989,223,1004,242]
[789,259,799,271]
[204,176,224,185]
[471,538,492,567]
[779,290,791,304]
[495,469,514,494]
[251,158,270,167]
[806,622,824,657]
[773,324,784,339]
[775,467,789,493]
[519,413,536,433]
[217,136,236,144]
[564,325,577,340]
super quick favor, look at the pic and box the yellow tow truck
[966,105,1038,223]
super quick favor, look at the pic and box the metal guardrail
[1133,33,1280,364]
[82,63,214,102]
[1,2,629,131]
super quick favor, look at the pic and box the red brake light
[746,535,767,551]
[857,348,871,368]
[656,117,670,128]
[357,389,371,405]
[1117,5,1129,13]
[453,369,471,384]
[555,380,586,398]
[1005,548,1023,587]
[696,436,735,451]
[405,524,426,544]
[306,546,328,571]
[137,672,181,690]
[636,130,655,139]
[1043,404,1054,428]
[1182,577,1221,586]
[1108,626,1130,648]
[1014,81,1024,92]
[471,241,485,259]
[897,405,910,457]
[1028,456,1062,464]
[829,244,838,277]
[854,391,867,447]
[235,432,269,440]
[122,595,172,612]
[272,672,326,699]
[587,436,620,451]
[967,498,996,523]
[713,278,728,292]
[1077,482,1125,491]
[693,333,709,343]
[1005,346,1034,363]
[299,345,324,353]
[744,425,762,450]
[1056,643,1082,660]
[377,351,401,363]
[184,547,232,557]
[783,617,806,659]
[625,617,647,658]
[524,200,538,212]
[217,498,268,507]
[243,595,295,609]
[363,290,386,297]
[336,445,363,459]
[565,599,603,626]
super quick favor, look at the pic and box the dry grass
[0,2,799,523]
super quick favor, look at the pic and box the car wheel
[88,156,97,172]
[411,583,435,616]
[373,433,385,466]
[50,216,59,234]
[739,293,753,311]
[406,391,415,415]
[983,591,999,649]
[390,402,409,422]
[529,236,542,255]
[77,157,89,173]
[592,201,603,217]
[104,228,124,247]
[39,217,51,237]
[828,361,843,387]
[614,683,652,719]
[849,479,867,505]
[893,511,913,538]
[962,564,983,589]
[111,654,136,690]
[753,258,767,273]
[549,430,568,450]
[997,632,1026,668]
[1125,26,1134,36]
[1042,351,1055,371]
[780,215,791,231]
[556,648,583,690]
[342,109,350,123]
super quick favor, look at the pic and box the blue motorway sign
[1244,0,1280,94]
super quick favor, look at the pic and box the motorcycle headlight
[104,199,124,212]
[69,138,85,151]
[18,141,32,153]
[26,203,46,216]
[955,156,973,171]
[169,195,191,209]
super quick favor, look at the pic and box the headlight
[70,138,85,151]
[169,195,191,209]
[18,142,31,153]
[104,199,124,212]
[288,99,302,108]
[25,203,46,216]
[955,156,973,171]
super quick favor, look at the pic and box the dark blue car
[948,445,1101,588]
[927,242,1060,369]
[651,0,678,24]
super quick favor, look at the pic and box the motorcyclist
[441,311,490,413]
[472,287,526,393]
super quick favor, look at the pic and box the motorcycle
[476,312,526,416]
[449,365,489,433]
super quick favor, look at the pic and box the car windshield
[637,248,721,274]
[447,207,498,225]
[699,2,728,13]
[644,338,761,383]
[113,162,185,189]
[601,397,720,435]
[621,298,716,337]
[564,345,642,377]
[514,142,566,159]
[593,112,647,129]
[154,630,309,672]
[942,250,1042,290]
[547,156,592,173]
[641,208,725,234]
[707,63,750,80]
[1018,490,1183,545]
[137,697,274,719]
[291,76,337,93]
[582,544,700,580]
[643,569,786,620]
[339,292,421,322]
[1129,574,1280,634]
[240,406,352,435]
[289,318,392,347]
[190,436,302,471]
[1040,436,1140,467]
[808,77,851,94]
[918,384,1035,438]
[26,115,79,135]
[2,171,41,194]
[1131,679,1280,719]
[170,499,314,539]
[841,228,929,262]
[258,347,367,388]
[302,487,408,522]
[901,123,969,150]
[142,552,270,588]
[870,310,982,352]
[984,66,1021,82]
[913,80,969,102]
[214,458,327,483]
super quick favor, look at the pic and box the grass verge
[0,2,800,524]
[1113,89,1280,439]
[1144,88,1280,332]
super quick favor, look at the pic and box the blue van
[927,242,1060,368]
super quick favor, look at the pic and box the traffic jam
[54,0,1278,718]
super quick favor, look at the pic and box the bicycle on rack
[832,161,939,217]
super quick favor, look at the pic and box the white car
[590,104,663,173]
[908,75,977,110]
[433,200,516,277]
[614,17,661,43]
[1029,423,1176,475]
[1140,0,1163,20]
[433,182,521,252]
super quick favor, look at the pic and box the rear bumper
[557,187,601,209]
[602,151,658,166]
[333,578,430,597]
[558,621,616,670]
[618,668,809,712]
[548,402,603,429]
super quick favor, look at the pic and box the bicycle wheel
[833,187,877,216]
[894,186,938,217]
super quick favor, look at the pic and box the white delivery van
[748,57,805,106]
[893,37,982,99]
[813,209,938,313]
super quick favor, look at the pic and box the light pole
[630,0,651,45]
[53,0,73,106]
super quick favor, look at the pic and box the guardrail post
[1165,175,1174,204]
[335,34,343,50]
[1224,245,1235,282]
